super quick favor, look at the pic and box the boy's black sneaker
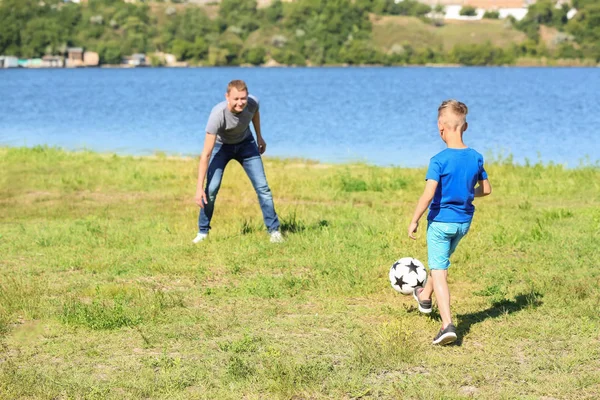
[412,288,432,314]
[432,323,457,345]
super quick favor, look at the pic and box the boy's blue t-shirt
[425,148,488,223]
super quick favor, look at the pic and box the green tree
[218,0,259,37]
[97,40,122,64]
[515,0,569,41]
[207,46,229,66]
[387,0,431,16]
[171,39,194,61]
[272,48,305,65]
[567,4,600,44]
[20,17,63,57]
[284,0,372,64]
[264,0,284,23]
[0,0,50,56]
[339,40,383,64]
[243,46,267,65]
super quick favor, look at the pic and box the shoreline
[3,58,599,70]
[3,63,598,70]
[2,145,597,170]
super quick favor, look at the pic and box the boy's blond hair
[438,100,468,131]
[227,79,248,94]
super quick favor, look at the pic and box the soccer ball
[389,257,427,295]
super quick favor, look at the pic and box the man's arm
[252,110,266,154]
[474,179,492,197]
[195,133,217,208]
[408,179,438,240]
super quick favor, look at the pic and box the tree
[243,46,267,65]
[20,17,63,57]
[339,40,383,64]
[264,0,284,23]
[97,40,122,64]
[283,0,372,64]
[218,0,259,37]
[0,0,46,56]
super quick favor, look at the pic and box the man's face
[226,88,248,114]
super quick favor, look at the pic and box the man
[193,79,283,243]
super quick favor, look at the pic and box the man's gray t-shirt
[205,95,259,144]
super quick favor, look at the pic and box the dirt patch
[539,25,561,49]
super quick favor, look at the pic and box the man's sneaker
[432,323,457,345]
[413,288,432,314]
[269,231,284,243]
[192,232,208,244]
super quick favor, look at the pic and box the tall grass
[0,146,599,399]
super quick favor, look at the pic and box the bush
[339,40,385,65]
[459,6,477,16]
[271,48,305,66]
[450,43,515,65]
[557,43,583,59]
[483,10,500,19]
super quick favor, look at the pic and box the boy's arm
[474,179,492,197]
[408,179,438,240]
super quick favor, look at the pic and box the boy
[408,100,492,345]
[193,80,283,243]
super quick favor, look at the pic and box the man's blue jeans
[198,136,280,234]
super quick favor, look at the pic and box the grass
[371,15,527,52]
[0,145,599,399]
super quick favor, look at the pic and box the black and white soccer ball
[389,257,427,295]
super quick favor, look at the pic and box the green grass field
[371,16,527,52]
[1,146,599,399]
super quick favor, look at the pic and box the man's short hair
[438,100,468,130]
[227,79,248,94]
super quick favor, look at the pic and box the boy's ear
[462,122,468,132]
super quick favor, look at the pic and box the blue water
[0,67,598,167]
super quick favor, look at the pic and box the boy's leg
[198,144,231,234]
[418,272,434,301]
[434,221,470,325]
[431,269,451,327]
[426,221,471,344]
[237,139,280,233]
[426,222,455,328]
[448,221,471,258]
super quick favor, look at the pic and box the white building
[426,2,530,21]
[498,8,529,20]
[443,5,486,20]
[0,56,19,68]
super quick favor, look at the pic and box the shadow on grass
[239,213,329,235]
[453,292,543,346]
[407,291,543,346]
[280,217,329,234]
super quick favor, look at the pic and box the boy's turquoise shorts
[427,221,471,270]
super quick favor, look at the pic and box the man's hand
[408,221,419,240]
[257,137,267,154]
[195,189,207,208]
